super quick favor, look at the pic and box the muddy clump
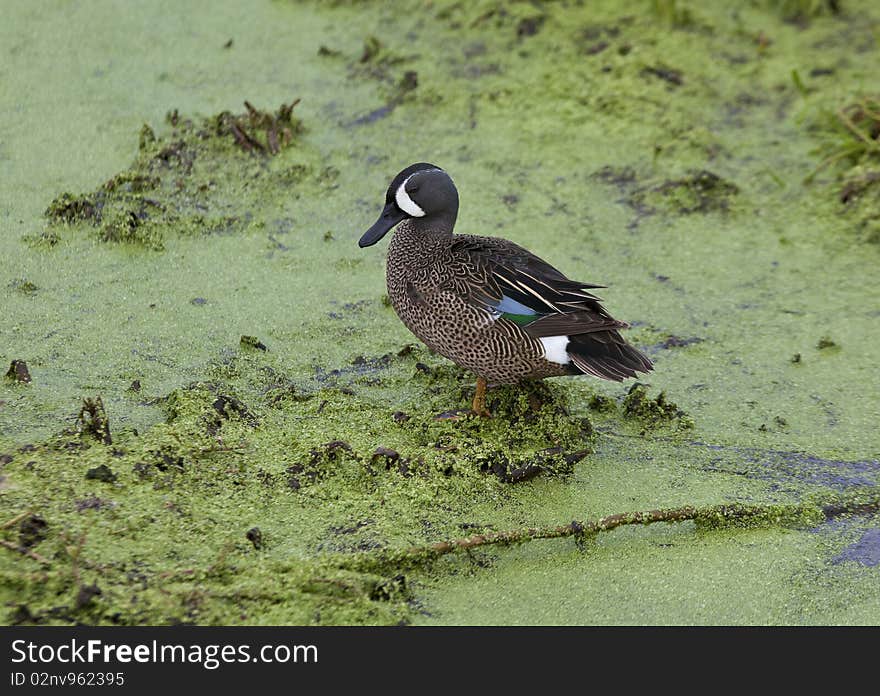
[288,440,360,490]
[18,514,48,549]
[162,382,257,430]
[43,100,320,250]
[623,383,693,429]
[627,170,740,215]
[77,397,112,445]
[5,360,32,384]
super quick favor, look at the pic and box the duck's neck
[391,216,456,251]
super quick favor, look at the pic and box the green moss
[588,393,618,413]
[42,100,315,249]
[768,0,841,22]
[806,95,880,239]
[98,207,165,250]
[627,170,740,216]
[8,279,38,295]
[651,0,695,27]
[21,229,61,248]
[622,384,694,429]
[694,502,825,530]
[45,192,103,225]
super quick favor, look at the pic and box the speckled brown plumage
[359,163,653,397]
[387,223,568,383]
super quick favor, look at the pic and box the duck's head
[358,163,459,247]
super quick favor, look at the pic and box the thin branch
[412,504,750,557]
[344,495,880,572]
[1,510,33,530]
[804,144,864,183]
[837,106,880,149]
[0,539,51,565]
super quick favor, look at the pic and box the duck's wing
[445,234,653,380]
[447,234,625,336]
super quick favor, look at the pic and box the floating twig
[1,510,33,530]
[344,494,880,572]
[805,95,880,183]
[837,105,880,149]
[0,539,50,565]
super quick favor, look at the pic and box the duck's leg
[432,377,492,420]
[471,376,492,418]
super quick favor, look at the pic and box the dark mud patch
[816,335,840,351]
[319,518,385,554]
[85,463,117,483]
[310,350,398,391]
[697,441,880,492]
[627,170,740,216]
[574,21,629,55]
[288,440,359,490]
[480,446,590,484]
[832,527,880,567]
[245,527,263,550]
[368,447,420,478]
[239,335,268,352]
[641,63,684,88]
[592,164,639,191]
[592,166,739,226]
[623,384,693,429]
[75,496,111,512]
[349,71,419,126]
[5,360,32,384]
[654,335,705,350]
[18,514,48,549]
[346,36,420,126]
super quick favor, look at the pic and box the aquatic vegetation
[4,0,880,626]
[44,100,312,250]
[626,170,740,217]
[809,96,880,182]
[807,95,880,241]
[622,384,694,430]
[769,0,841,22]
[651,0,695,27]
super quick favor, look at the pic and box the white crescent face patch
[395,174,426,217]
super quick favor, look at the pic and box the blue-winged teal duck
[359,163,653,416]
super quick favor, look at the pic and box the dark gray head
[358,163,459,247]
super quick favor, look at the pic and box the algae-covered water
[1,0,879,625]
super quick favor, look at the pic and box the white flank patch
[395,174,426,217]
[539,335,570,365]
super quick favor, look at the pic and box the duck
[358,162,653,417]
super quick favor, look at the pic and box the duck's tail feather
[566,330,653,381]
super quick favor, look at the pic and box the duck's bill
[359,204,407,247]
